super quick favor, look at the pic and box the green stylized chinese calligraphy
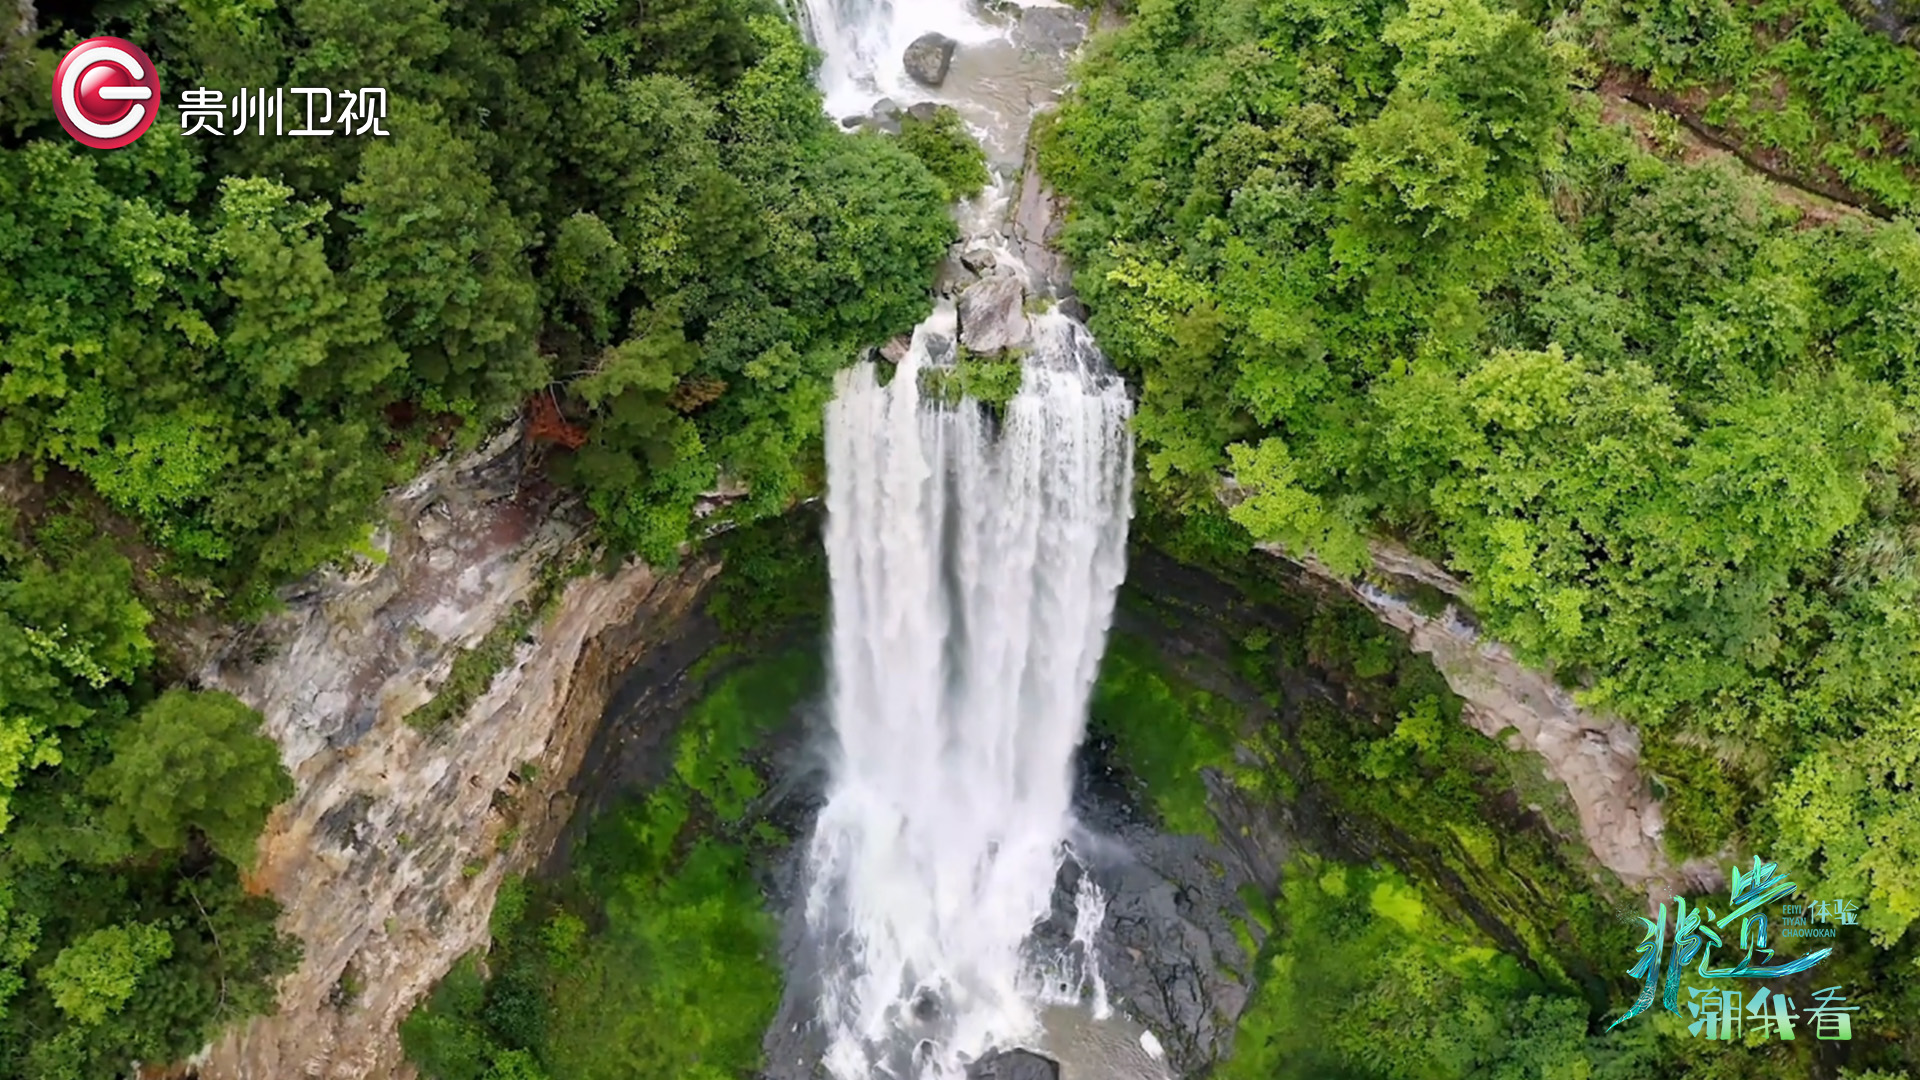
[1807,985,1858,1040]
[1608,857,1835,1032]
[1680,985,1857,1041]
[1698,857,1834,978]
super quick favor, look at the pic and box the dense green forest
[0,0,951,1075]
[1580,0,1920,213]
[9,0,1920,1076]
[1043,0,1920,1074]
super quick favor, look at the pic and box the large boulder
[957,276,1031,355]
[960,247,999,275]
[866,98,903,135]
[936,253,980,297]
[968,1049,1060,1080]
[904,32,959,87]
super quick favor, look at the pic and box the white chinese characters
[176,87,389,137]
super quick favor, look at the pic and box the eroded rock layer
[193,430,719,1080]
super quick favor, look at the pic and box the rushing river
[793,2,1149,1078]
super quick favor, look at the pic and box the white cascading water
[806,299,1133,1080]
[796,0,1006,118]
[793,0,1137,1074]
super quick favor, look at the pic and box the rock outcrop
[1010,140,1074,300]
[1265,538,1723,902]
[943,137,1080,356]
[1045,828,1257,1073]
[958,274,1032,354]
[1017,6,1088,53]
[192,428,720,1079]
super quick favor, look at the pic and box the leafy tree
[1773,706,1920,947]
[484,1049,552,1080]
[0,540,152,836]
[87,690,292,865]
[546,213,631,346]
[343,117,544,413]
[1340,95,1491,240]
[39,923,172,1027]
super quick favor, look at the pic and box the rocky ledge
[1262,537,1724,904]
[873,135,1081,365]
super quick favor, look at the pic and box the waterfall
[806,302,1134,1079]
[792,1,1134,1074]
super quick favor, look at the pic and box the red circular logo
[52,37,161,149]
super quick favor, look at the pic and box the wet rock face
[970,1049,1062,1080]
[904,31,959,87]
[1011,140,1074,301]
[1861,0,1918,44]
[1029,733,1269,1077]
[1017,7,1088,53]
[1051,832,1257,1074]
[192,428,721,1080]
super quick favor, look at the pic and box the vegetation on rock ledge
[1097,528,1915,1079]
[403,648,817,1080]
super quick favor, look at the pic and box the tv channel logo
[52,37,160,149]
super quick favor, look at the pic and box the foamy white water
[806,303,1134,1079]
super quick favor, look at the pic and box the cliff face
[191,430,719,1080]
[1266,539,1723,903]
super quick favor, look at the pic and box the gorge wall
[175,9,1715,1076]
[1265,539,1724,904]
[190,429,720,1080]
[180,436,1701,1080]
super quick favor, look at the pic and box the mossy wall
[1096,509,1907,1080]
[401,514,828,1080]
